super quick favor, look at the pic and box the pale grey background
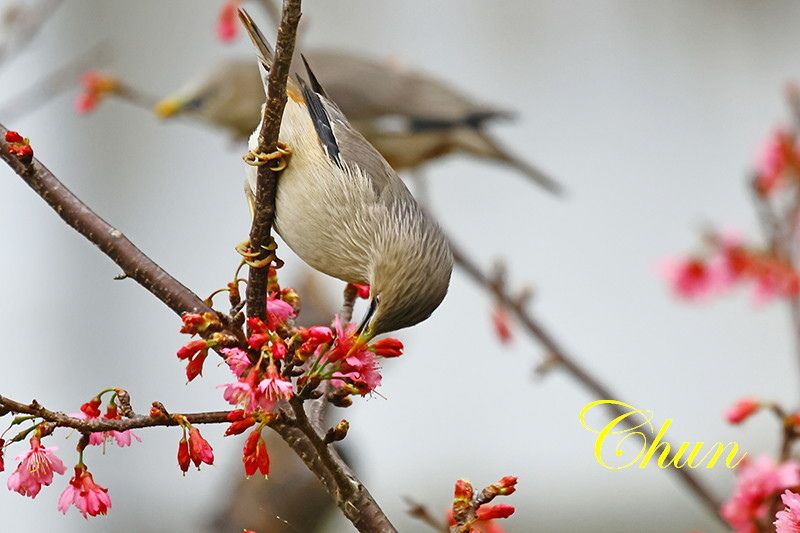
[1,1,797,532]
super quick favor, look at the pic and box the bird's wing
[298,77,344,170]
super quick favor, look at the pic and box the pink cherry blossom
[722,455,800,532]
[333,348,382,394]
[222,347,251,377]
[323,316,361,363]
[658,257,716,300]
[6,437,66,498]
[774,490,800,532]
[266,294,295,330]
[220,370,260,413]
[58,465,111,518]
[256,364,294,411]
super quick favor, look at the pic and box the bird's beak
[350,296,379,351]
[153,97,183,118]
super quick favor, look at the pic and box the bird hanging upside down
[239,9,453,342]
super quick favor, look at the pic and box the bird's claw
[235,237,284,268]
[242,142,292,171]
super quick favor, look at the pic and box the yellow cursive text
[579,400,746,469]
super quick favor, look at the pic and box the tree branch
[0,394,230,431]
[245,0,302,321]
[0,123,212,319]
[445,236,725,524]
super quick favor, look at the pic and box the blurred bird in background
[155,51,562,195]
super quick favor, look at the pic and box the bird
[154,53,562,195]
[239,9,453,341]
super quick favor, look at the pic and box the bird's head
[355,225,453,341]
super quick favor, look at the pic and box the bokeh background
[1,1,799,531]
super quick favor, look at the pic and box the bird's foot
[242,142,292,171]
[235,236,283,268]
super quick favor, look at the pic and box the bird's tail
[457,129,565,196]
[238,8,304,102]
[238,9,275,71]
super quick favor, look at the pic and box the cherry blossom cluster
[448,476,518,533]
[1,390,141,518]
[660,231,800,304]
[661,127,800,305]
[720,397,800,532]
[176,273,404,479]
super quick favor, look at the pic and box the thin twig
[405,498,449,533]
[0,394,230,431]
[445,235,725,524]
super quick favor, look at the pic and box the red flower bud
[247,317,268,334]
[352,284,370,299]
[304,326,334,343]
[371,338,403,358]
[9,144,33,158]
[185,348,209,382]
[225,417,256,436]
[476,503,515,520]
[454,479,473,502]
[5,131,24,143]
[180,312,221,334]
[242,429,270,477]
[270,338,287,360]
[490,475,518,495]
[187,426,214,468]
[725,398,760,425]
[80,397,102,418]
[226,409,246,421]
[177,339,208,360]
[248,333,269,351]
[177,437,190,473]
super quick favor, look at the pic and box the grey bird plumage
[240,10,452,339]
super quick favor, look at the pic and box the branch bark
[0,123,212,318]
[245,0,302,321]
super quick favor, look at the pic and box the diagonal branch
[0,123,212,319]
[445,236,726,525]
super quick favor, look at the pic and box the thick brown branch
[273,397,398,533]
[245,1,302,321]
[0,123,212,318]
[446,236,726,525]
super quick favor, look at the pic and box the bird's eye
[182,97,205,112]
